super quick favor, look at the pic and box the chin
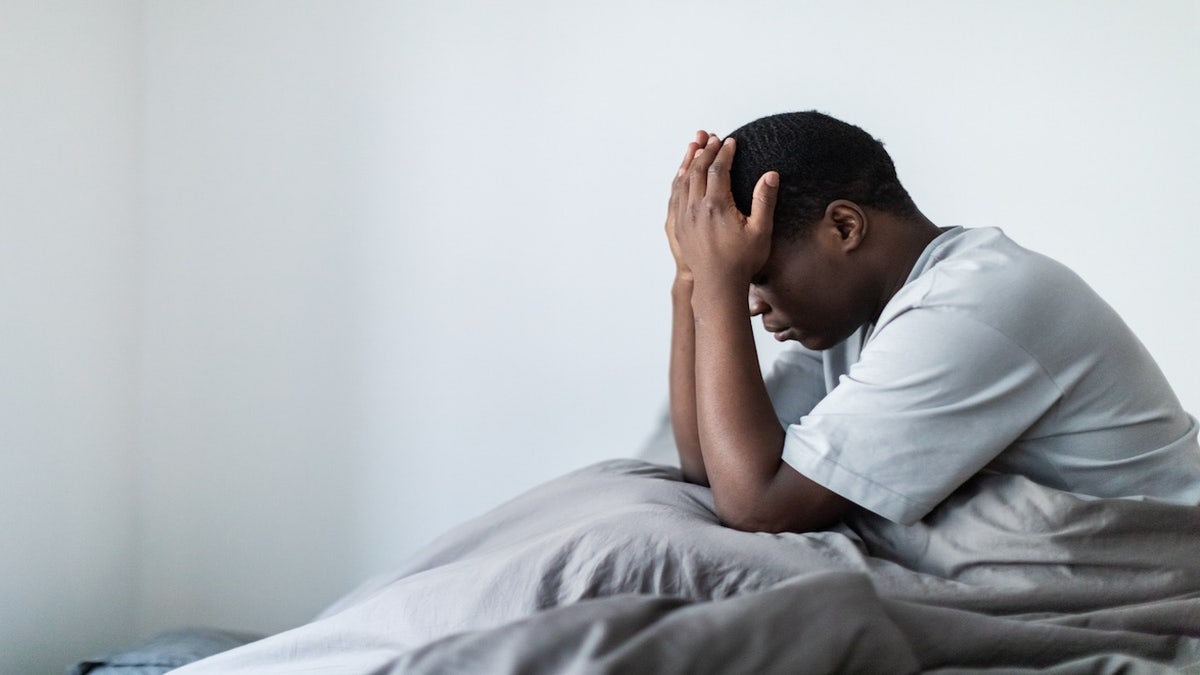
[802,324,867,351]
[798,326,860,351]
[798,335,835,351]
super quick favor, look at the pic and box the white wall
[132,1,370,635]
[0,2,142,673]
[2,1,1197,671]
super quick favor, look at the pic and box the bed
[102,451,1197,674]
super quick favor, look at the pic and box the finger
[675,139,701,178]
[673,136,702,192]
[705,136,736,201]
[670,140,701,220]
[747,171,780,236]
[677,131,706,174]
[687,133,721,204]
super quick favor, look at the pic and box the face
[749,231,876,351]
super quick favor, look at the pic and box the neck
[869,210,943,323]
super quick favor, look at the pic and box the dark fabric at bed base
[67,628,263,675]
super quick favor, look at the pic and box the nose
[748,288,769,317]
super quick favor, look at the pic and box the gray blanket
[173,460,1200,674]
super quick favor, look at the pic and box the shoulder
[866,227,1182,432]
[879,228,1113,350]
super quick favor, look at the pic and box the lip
[762,323,796,342]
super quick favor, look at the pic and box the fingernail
[765,172,779,187]
[706,136,717,145]
[694,148,704,158]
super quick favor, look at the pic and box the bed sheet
[171,459,1200,674]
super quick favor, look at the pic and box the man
[666,111,1200,534]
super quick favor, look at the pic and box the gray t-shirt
[779,226,1200,524]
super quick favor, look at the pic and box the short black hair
[727,111,918,240]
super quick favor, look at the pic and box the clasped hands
[665,130,779,289]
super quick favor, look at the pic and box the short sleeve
[782,308,1062,524]
[764,345,828,427]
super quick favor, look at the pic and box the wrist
[690,277,748,314]
[672,274,694,297]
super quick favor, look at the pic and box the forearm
[661,132,845,533]
[691,280,786,516]
[669,276,707,484]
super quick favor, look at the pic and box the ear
[823,200,868,252]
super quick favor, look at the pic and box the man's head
[727,111,917,242]
[726,112,936,350]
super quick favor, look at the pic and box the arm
[666,132,709,484]
[675,135,850,533]
[670,276,706,484]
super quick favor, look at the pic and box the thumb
[747,170,779,235]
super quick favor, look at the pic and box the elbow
[713,490,846,534]
[710,460,851,534]
[713,500,797,534]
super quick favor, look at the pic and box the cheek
[773,275,818,315]
[785,286,842,329]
